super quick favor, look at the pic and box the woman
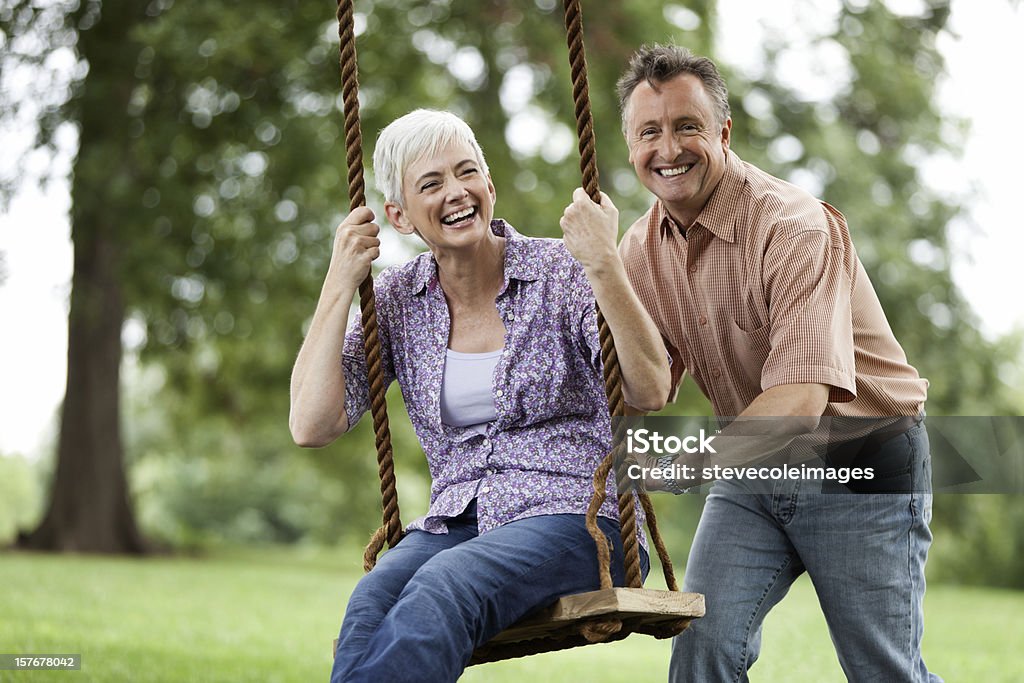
[289,109,670,683]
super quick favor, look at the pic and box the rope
[337,0,678,607]
[337,0,403,571]
[328,0,693,665]
[562,0,680,595]
[562,0,641,590]
[637,487,680,591]
[583,453,616,590]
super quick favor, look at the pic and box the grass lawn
[1,547,1021,682]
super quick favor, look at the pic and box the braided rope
[562,0,681,595]
[562,0,640,590]
[337,0,403,571]
[328,0,693,665]
[583,452,615,590]
[336,0,678,611]
[637,486,680,591]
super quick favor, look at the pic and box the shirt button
[507,313,515,321]
[689,265,697,274]
[495,389,504,398]
[481,487,491,494]
[699,315,708,326]
[486,467,495,475]
[712,367,721,378]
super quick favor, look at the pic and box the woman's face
[386,140,496,253]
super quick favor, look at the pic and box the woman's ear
[384,202,416,235]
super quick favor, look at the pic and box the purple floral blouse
[342,220,644,544]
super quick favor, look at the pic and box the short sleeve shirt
[620,150,928,418]
[343,220,645,544]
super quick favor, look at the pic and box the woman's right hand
[329,206,381,289]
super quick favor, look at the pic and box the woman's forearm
[291,209,382,447]
[560,189,671,411]
[584,258,671,412]
[289,275,358,447]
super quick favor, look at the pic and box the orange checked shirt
[620,150,928,418]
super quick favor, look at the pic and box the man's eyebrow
[632,118,661,132]
[634,115,702,132]
[672,115,703,127]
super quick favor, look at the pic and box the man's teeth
[442,207,475,225]
[658,165,692,177]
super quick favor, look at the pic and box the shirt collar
[654,149,745,244]
[411,219,540,295]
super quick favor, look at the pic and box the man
[567,44,939,682]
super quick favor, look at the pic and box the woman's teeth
[442,207,476,225]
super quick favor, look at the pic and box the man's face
[624,73,732,227]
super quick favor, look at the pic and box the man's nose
[659,131,683,160]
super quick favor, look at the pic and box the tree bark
[17,0,147,553]
[18,225,145,553]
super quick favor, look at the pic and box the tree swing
[333,0,705,664]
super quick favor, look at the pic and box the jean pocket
[837,426,919,494]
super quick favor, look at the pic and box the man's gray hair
[616,44,731,131]
[373,109,489,207]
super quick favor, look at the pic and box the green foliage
[2,0,1021,583]
[713,0,1018,416]
[928,494,1024,588]
[123,363,429,547]
[0,454,42,544]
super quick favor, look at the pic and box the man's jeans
[671,420,942,682]
[331,501,647,683]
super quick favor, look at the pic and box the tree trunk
[17,0,147,553]
[17,224,145,553]
[18,239,146,552]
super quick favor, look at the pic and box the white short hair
[372,109,489,207]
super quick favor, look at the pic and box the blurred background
[1,0,1023,680]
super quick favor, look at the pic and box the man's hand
[560,187,619,273]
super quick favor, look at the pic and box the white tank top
[440,348,502,434]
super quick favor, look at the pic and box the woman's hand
[329,206,382,290]
[560,187,671,412]
[560,187,619,274]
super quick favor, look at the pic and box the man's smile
[656,164,694,177]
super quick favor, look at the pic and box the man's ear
[384,202,416,235]
[720,117,733,151]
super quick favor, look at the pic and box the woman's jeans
[671,420,942,683]
[331,501,647,683]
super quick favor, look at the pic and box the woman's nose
[446,180,469,202]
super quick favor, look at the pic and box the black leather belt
[861,413,924,449]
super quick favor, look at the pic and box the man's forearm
[638,383,830,491]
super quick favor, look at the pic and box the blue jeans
[671,421,941,683]
[331,501,647,682]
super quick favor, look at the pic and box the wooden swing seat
[469,587,705,664]
[333,588,704,665]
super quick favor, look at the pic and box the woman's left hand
[560,187,619,273]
